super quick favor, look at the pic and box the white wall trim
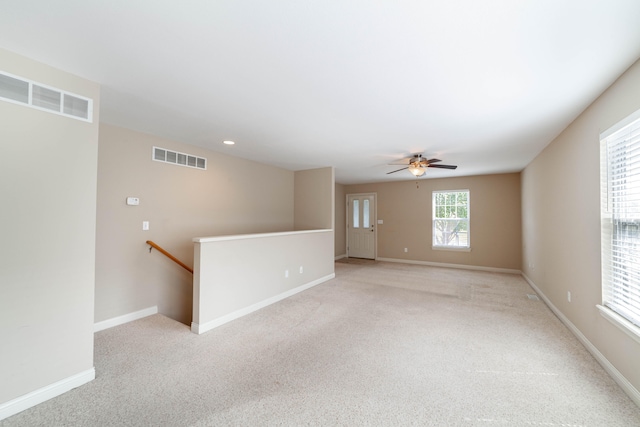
[194,229,332,243]
[94,306,158,332]
[377,257,521,275]
[335,254,347,261]
[0,368,95,421]
[192,273,335,335]
[522,273,640,407]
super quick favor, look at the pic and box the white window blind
[601,114,640,328]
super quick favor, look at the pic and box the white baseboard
[0,368,95,421]
[522,273,640,407]
[192,273,335,335]
[335,254,347,261]
[377,257,522,275]
[94,306,158,332]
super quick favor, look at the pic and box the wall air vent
[32,84,61,112]
[0,73,29,103]
[0,71,92,122]
[152,146,207,170]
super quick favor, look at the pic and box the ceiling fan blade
[388,158,412,165]
[427,164,457,169]
[386,167,409,174]
[426,158,441,164]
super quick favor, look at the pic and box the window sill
[596,305,640,345]
[432,246,471,252]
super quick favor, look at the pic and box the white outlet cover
[126,197,140,206]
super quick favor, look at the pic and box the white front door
[347,193,376,259]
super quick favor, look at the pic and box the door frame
[346,192,377,259]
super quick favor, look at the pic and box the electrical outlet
[567,291,571,302]
[404,248,408,253]
[285,270,289,278]
[299,266,303,274]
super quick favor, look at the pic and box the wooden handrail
[146,240,193,274]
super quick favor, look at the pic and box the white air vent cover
[64,94,90,119]
[153,146,207,170]
[32,84,61,112]
[0,73,29,103]
[0,71,92,122]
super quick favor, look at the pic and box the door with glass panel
[347,194,376,259]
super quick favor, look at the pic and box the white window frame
[599,109,640,342]
[432,189,470,251]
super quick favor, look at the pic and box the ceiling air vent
[152,146,207,170]
[0,71,93,122]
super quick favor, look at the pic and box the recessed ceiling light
[223,140,235,145]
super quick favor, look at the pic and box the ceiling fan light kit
[408,165,426,176]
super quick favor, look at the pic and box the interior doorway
[347,193,376,259]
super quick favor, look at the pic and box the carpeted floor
[335,257,377,265]
[3,261,640,426]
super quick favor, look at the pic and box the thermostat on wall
[126,197,140,206]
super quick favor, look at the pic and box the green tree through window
[433,190,469,248]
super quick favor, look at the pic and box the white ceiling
[2,1,640,184]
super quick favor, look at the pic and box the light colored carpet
[3,261,640,426]
[335,257,377,265]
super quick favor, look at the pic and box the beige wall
[0,49,100,406]
[96,124,294,325]
[345,173,522,271]
[334,183,346,258]
[522,59,640,394]
[294,167,335,230]
[193,230,335,333]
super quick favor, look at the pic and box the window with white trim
[432,190,469,249]
[600,111,640,330]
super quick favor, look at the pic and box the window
[353,199,360,228]
[432,190,469,249]
[363,199,370,228]
[600,112,640,331]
